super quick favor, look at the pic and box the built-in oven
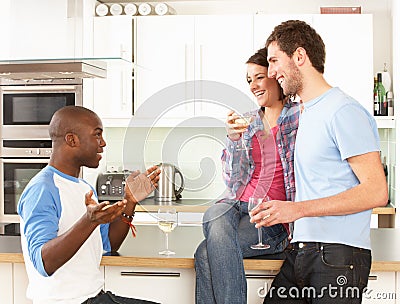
[0,140,51,222]
[0,78,83,140]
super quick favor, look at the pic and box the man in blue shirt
[250,20,388,303]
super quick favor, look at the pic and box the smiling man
[250,20,388,303]
[18,106,161,304]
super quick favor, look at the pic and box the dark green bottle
[376,73,387,116]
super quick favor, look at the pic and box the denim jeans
[82,290,160,304]
[194,199,289,304]
[264,242,371,304]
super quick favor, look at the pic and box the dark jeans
[263,242,371,304]
[82,290,161,304]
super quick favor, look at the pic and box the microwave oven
[0,78,83,140]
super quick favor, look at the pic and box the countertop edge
[2,253,399,272]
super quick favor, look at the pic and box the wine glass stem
[257,228,263,245]
[165,232,169,251]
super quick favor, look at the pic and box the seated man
[18,105,161,304]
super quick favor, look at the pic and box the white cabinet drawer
[0,263,13,304]
[363,272,396,303]
[246,270,276,304]
[104,266,195,304]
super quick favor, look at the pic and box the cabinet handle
[246,274,276,279]
[184,44,188,81]
[368,275,378,281]
[121,271,181,277]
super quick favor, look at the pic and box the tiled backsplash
[378,128,396,205]
[104,127,228,199]
[103,127,396,203]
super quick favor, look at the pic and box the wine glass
[234,113,255,151]
[248,196,270,250]
[157,208,178,255]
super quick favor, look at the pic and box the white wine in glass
[234,114,255,151]
[248,197,270,250]
[157,208,178,255]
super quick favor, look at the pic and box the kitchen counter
[134,198,215,213]
[135,198,395,215]
[1,227,400,272]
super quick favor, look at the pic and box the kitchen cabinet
[135,15,194,121]
[105,265,277,304]
[254,14,373,115]
[93,16,133,121]
[312,14,373,115]
[13,263,32,304]
[104,266,195,304]
[135,13,374,125]
[246,271,276,304]
[1,0,75,60]
[253,14,314,50]
[134,15,254,123]
[0,263,13,304]
[363,272,396,303]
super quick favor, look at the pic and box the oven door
[0,158,48,222]
[0,82,83,139]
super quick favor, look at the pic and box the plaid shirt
[222,100,300,201]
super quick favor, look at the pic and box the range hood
[0,59,107,80]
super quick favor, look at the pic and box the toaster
[96,172,128,201]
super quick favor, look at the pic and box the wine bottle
[373,76,379,116]
[376,73,387,116]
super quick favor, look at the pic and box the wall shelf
[376,116,396,128]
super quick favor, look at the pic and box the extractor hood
[0,59,107,80]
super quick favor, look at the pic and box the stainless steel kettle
[154,163,185,201]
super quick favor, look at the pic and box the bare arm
[251,151,388,227]
[41,191,126,275]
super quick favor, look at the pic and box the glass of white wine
[157,208,178,255]
[234,114,255,151]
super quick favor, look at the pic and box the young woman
[194,47,300,304]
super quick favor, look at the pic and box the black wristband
[121,212,135,220]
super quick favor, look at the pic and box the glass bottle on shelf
[373,76,379,116]
[376,73,387,116]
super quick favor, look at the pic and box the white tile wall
[378,128,396,205]
[104,127,396,203]
[104,127,227,199]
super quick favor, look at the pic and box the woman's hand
[226,110,249,141]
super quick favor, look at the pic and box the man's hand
[125,165,161,204]
[249,199,302,228]
[85,190,127,224]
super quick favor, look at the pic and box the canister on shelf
[138,3,152,16]
[124,3,137,16]
[110,3,123,16]
[95,4,108,16]
[155,3,169,16]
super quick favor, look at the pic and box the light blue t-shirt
[292,87,380,249]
